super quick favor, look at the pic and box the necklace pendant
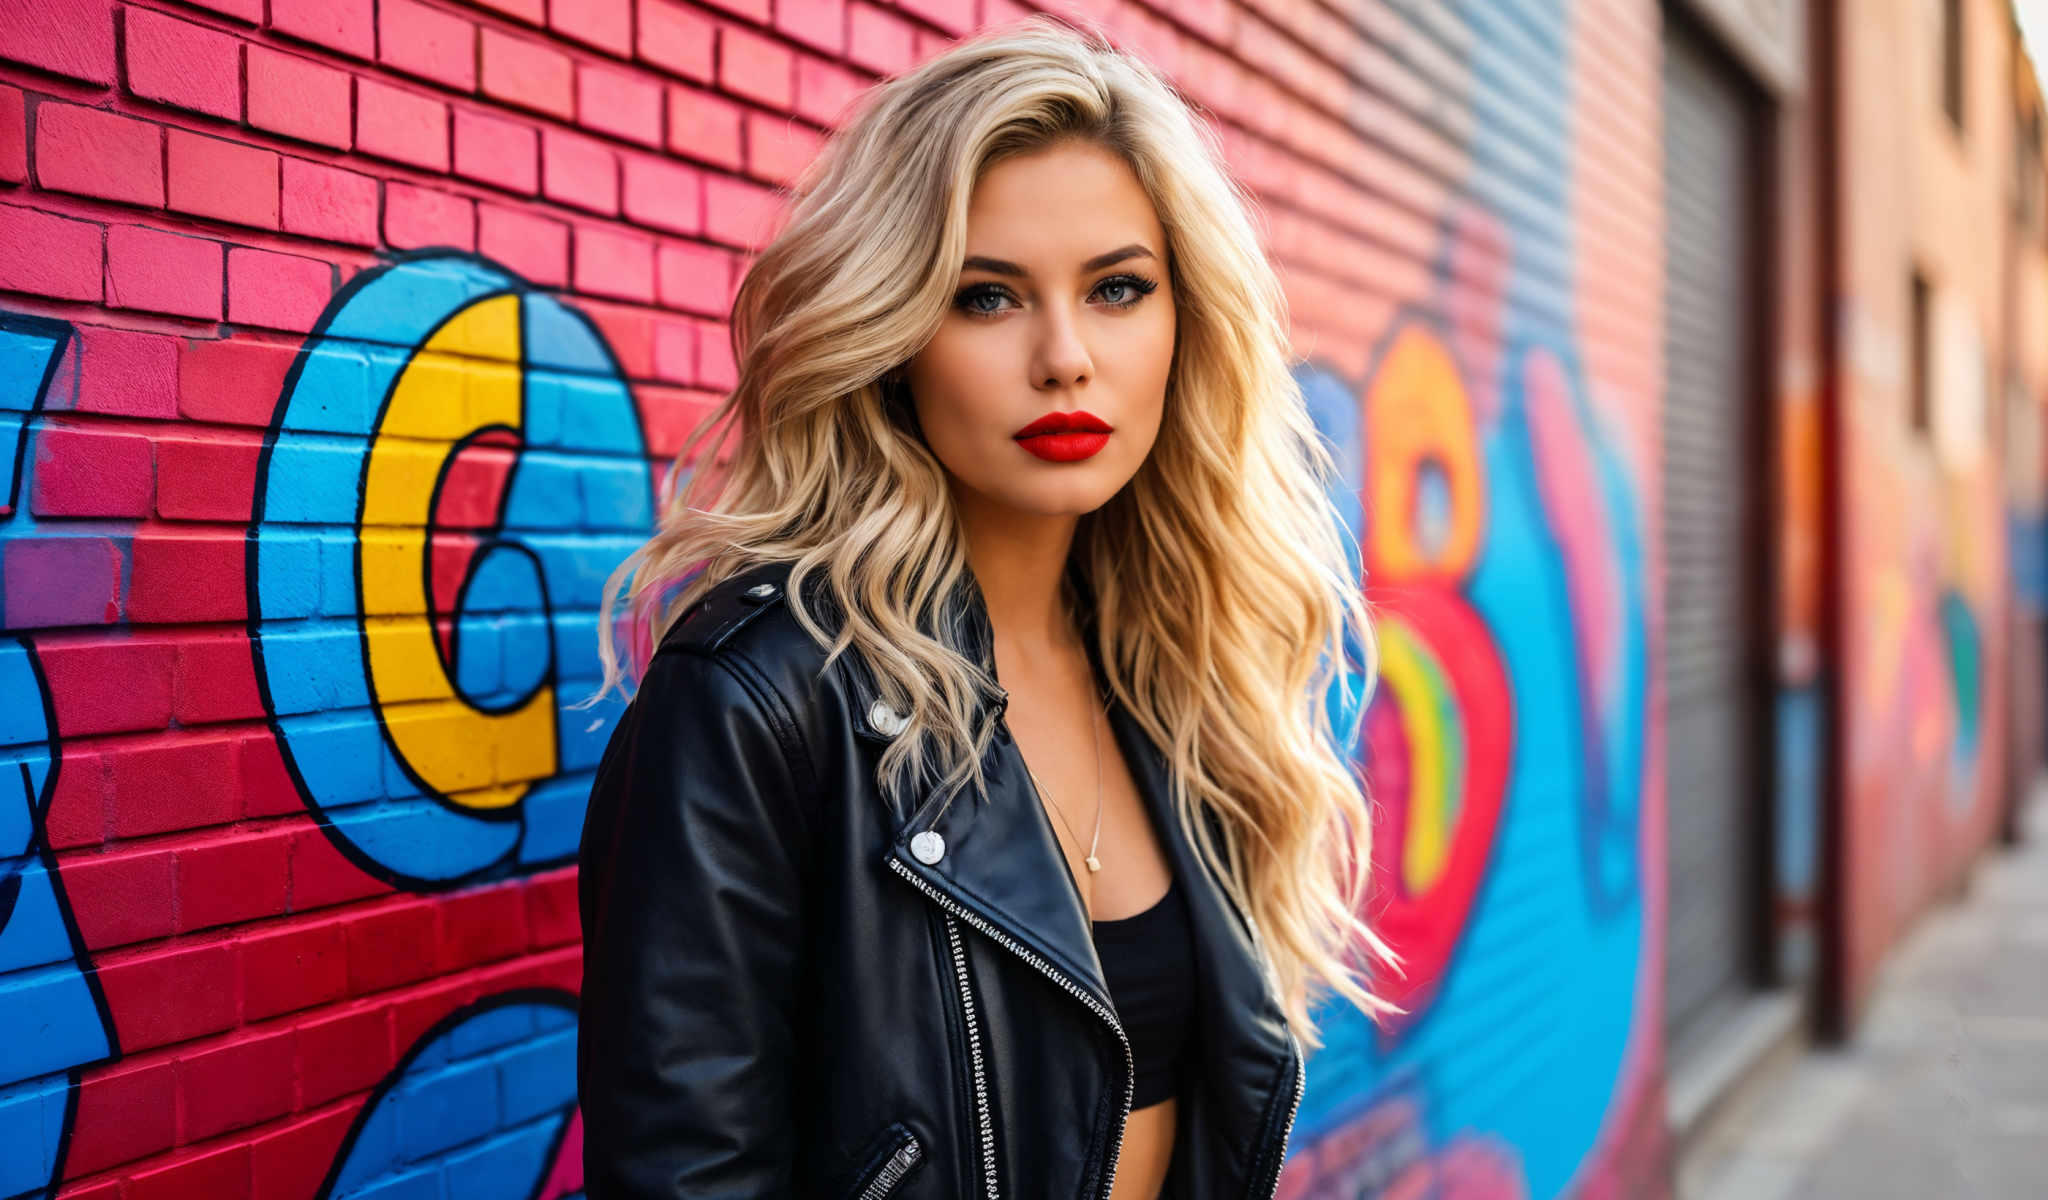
[1085,854,1101,873]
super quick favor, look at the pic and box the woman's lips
[1013,410,1113,462]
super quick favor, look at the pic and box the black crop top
[1090,875,1197,1109]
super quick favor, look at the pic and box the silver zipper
[856,1132,923,1200]
[1251,1028,1306,1198]
[888,855,1134,1199]
[943,914,999,1197]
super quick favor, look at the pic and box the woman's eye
[953,274,1160,319]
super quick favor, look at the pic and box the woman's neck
[953,490,1081,657]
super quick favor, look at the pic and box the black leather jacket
[577,560,1304,1198]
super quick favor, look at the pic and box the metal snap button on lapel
[868,699,909,737]
[742,582,778,604]
[910,830,946,864]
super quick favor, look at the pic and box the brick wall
[0,1,1669,1197]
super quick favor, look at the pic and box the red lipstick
[1012,410,1113,462]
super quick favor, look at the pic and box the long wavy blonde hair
[592,13,1402,1047]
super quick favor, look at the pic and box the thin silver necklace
[1030,693,1105,872]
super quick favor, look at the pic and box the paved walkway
[1686,782,2048,1200]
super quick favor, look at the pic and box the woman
[577,15,1401,1198]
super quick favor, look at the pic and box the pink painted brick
[356,79,450,172]
[156,432,260,522]
[582,300,653,377]
[542,129,618,214]
[179,337,296,426]
[269,0,374,60]
[168,130,280,229]
[479,204,568,286]
[0,85,23,183]
[651,318,694,383]
[123,8,241,120]
[454,108,538,194]
[129,532,246,623]
[281,157,379,246]
[578,63,663,147]
[473,0,543,22]
[795,54,864,127]
[637,0,713,83]
[105,225,222,321]
[746,111,826,187]
[623,155,701,234]
[35,103,163,207]
[697,318,737,388]
[667,85,744,169]
[184,0,262,21]
[552,0,631,55]
[227,247,332,333]
[72,325,178,418]
[575,224,655,303]
[776,0,847,55]
[32,423,153,518]
[380,0,477,91]
[0,205,101,301]
[704,172,785,250]
[481,28,574,120]
[698,0,768,21]
[1,0,117,86]
[385,181,476,250]
[1,536,121,628]
[719,26,795,111]
[898,0,973,35]
[248,47,352,149]
[656,240,729,314]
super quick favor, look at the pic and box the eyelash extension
[954,273,1161,318]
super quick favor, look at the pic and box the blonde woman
[576,15,1400,1198]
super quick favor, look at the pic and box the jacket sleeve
[577,644,819,1197]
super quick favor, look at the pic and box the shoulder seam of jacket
[709,645,823,803]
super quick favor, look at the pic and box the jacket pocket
[841,1120,924,1200]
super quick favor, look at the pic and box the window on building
[1910,271,1933,435]
[1941,0,1965,132]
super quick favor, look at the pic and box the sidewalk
[1683,782,2048,1200]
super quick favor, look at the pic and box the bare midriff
[1109,1096,1176,1199]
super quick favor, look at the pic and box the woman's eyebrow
[959,244,1158,277]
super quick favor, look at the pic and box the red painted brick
[474,0,544,22]
[172,629,266,724]
[384,181,476,250]
[1,0,117,86]
[746,110,825,187]
[105,225,223,321]
[248,47,352,150]
[177,827,293,932]
[126,1139,251,1200]
[239,732,300,821]
[177,1027,296,1141]
[704,172,784,250]
[356,78,449,172]
[185,0,263,20]
[579,63,664,147]
[719,25,795,111]
[240,917,346,1020]
[438,881,530,968]
[666,85,744,169]
[107,732,241,833]
[63,1057,178,1176]
[31,423,152,519]
[478,204,568,286]
[124,7,241,120]
[542,128,617,214]
[157,431,260,522]
[179,336,296,426]
[251,1108,355,1200]
[776,0,846,55]
[575,224,654,303]
[481,28,574,120]
[96,940,239,1051]
[168,130,280,230]
[0,204,99,300]
[622,155,701,235]
[388,973,478,1055]
[295,1003,393,1106]
[697,318,737,388]
[650,320,695,384]
[129,530,246,623]
[281,157,379,247]
[454,108,538,194]
[584,299,653,377]
[655,239,730,314]
[552,0,631,55]
[269,0,374,60]
[59,843,177,948]
[380,0,478,91]
[637,381,721,453]
[795,54,864,127]
[698,0,769,21]
[0,85,23,183]
[346,898,441,994]
[289,826,393,911]
[71,324,178,417]
[637,0,713,83]
[2,536,122,627]
[897,0,973,35]
[34,103,163,207]
[228,246,332,333]
[43,744,108,849]
[524,867,580,946]
[36,633,175,736]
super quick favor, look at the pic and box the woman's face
[905,139,1176,519]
